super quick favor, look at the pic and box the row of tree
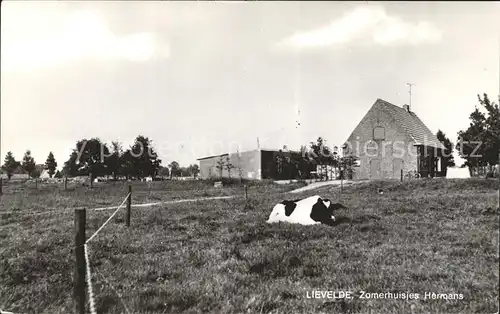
[1,135,199,181]
[1,151,58,179]
[62,135,200,180]
[62,136,162,180]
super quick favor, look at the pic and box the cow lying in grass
[267,195,347,226]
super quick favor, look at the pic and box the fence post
[245,184,248,201]
[35,178,38,189]
[126,185,132,227]
[401,169,403,182]
[339,167,343,193]
[0,177,3,195]
[64,176,68,191]
[74,208,86,314]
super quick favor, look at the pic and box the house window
[373,127,385,140]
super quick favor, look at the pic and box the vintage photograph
[1,1,499,314]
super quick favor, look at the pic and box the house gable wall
[345,101,418,180]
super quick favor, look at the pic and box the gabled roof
[375,99,445,150]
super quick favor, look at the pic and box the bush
[485,171,499,179]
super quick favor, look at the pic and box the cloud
[1,9,169,72]
[275,5,442,50]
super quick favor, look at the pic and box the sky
[1,1,499,169]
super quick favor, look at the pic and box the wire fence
[0,182,289,218]
[80,193,130,314]
[70,184,255,314]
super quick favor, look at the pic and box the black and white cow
[267,195,347,226]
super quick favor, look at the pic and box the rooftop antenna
[406,82,415,111]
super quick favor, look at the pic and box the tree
[63,151,80,177]
[456,94,500,176]
[21,150,36,178]
[216,157,225,178]
[45,152,58,178]
[130,135,161,179]
[436,130,456,173]
[309,137,336,180]
[158,166,170,179]
[192,164,200,178]
[168,161,180,179]
[339,155,359,180]
[225,157,234,178]
[183,167,193,177]
[120,150,136,180]
[478,94,500,171]
[294,145,314,179]
[64,138,109,180]
[31,168,41,179]
[54,170,63,178]
[106,141,123,180]
[187,164,200,178]
[2,152,19,179]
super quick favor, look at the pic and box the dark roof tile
[376,99,446,150]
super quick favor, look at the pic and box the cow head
[322,199,347,214]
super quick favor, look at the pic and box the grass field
[1,178,499,313]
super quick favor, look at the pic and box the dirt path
[288,180,358,194]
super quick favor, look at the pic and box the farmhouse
[36,164,51,179]
[197,149,315,180]
[344,98,446,180]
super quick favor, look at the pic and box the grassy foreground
[0,178,498,313]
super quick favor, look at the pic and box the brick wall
[345,102,418,180]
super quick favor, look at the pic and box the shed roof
[196,148,295,161]
[196,153,229,161]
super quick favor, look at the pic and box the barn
[197,149,316,180]
[344,98,447,180]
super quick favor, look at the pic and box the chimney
[403,104,410,112]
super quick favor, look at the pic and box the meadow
[0,178,498,314]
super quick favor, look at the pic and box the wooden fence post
[74,208,86,314]
[126,185,132,227]
[64,177,68,191]
[340,168,343,193]
[401,169,403,182]
[245,185,248,201]
[35,178,38,189]
[0,177,3,195]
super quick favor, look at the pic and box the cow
[267,195,347,226]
